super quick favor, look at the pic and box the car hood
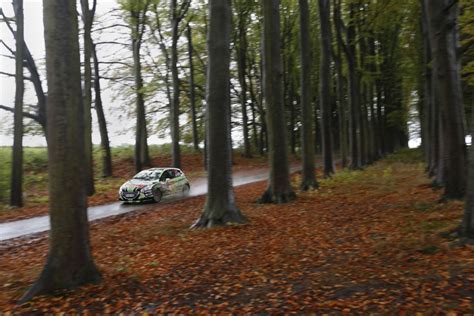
[121,179,157,191]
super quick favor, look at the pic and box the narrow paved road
[0,167,301,241]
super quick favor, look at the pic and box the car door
[174,169,185,191]
[168,169,181,194]
[159,170,174,195]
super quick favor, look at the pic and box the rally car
[119,168,190,203]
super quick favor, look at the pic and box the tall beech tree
[192,0,246,228]
[92,43,113,177]
[10,0,24,207]
[335,0,361,170]
[332,1,347,168]
[81,0,96,196]
[235,0,252,158]
[420,0,440,180]
[298,0,318,190]
[259,0,295,203]
[170,0,191,169]
[424,0,467,199]
[186,23,200,152]
[20,0,101,302]
[126,0,151,173]
[318,0,334,177]
[461,123,474,237]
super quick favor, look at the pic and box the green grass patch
[383,148,424,164]
[0,148,10,204]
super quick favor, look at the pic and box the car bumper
[119,190,154,202]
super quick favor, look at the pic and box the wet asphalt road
[0,167,301,241]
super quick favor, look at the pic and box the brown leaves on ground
[0,157,473,313]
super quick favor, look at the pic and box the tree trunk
[346,5,361,169]
[192,0,246,228]
[335,0,361,169]
[236,7,252,158]
[10,0,24,207]
[81,0,95,196]
[259,0,295,204]
[460,108,474,237]
[333,2,347,168]
[299,0,318,190]
[170,0,182,168]
[289,79,297,156]
[425,0,467,199]
[131,6,150,173]
[420,0,436,175]
[367,36,380,161]
[92,43,112,177]
[186,24,200,152]
[20,0,101,303]
[318,0,334,177]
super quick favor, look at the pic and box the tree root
[258,189,296,204]
[19,260,101,304]
[300,179,319,191]
[191,209,247,229]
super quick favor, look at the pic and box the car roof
[143,167,183,172]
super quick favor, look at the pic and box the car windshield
[133,170,161,180]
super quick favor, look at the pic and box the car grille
[122,188,139,199]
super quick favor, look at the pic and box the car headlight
[143,185,153,195]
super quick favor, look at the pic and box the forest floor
[0,149,285,223]
[0,149,473,313]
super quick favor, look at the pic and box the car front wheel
[153,189,163,203]
[182,184,190,197]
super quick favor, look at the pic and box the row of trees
[0,0,472,302]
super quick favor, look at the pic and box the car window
[175,170,182,177]
[160,170,173,181]
[133,170,153,180]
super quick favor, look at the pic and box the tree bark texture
[461,127,474,237]
[346,4,361,169]
[236,5,252,158]
[318,0,334,177]
[299,0,318,190]
[92,43,112,177]
[186,24,200,152]
[425,0,467,199]
[333,1,347,168]
[259,0,295,204]
[21,0,101,303]
[170,0,182,168]
[192,0,246,228]
[131,4,150,173]
[81,0,95,196]
[10,0,24,207]
[335,0,361,169]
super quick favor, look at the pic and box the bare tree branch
[0,104,40,121]
[95,41,129,46]
[0,70,31,80]
[92,23,128,32]
[98,60,132,67]
[0,39,15,55]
